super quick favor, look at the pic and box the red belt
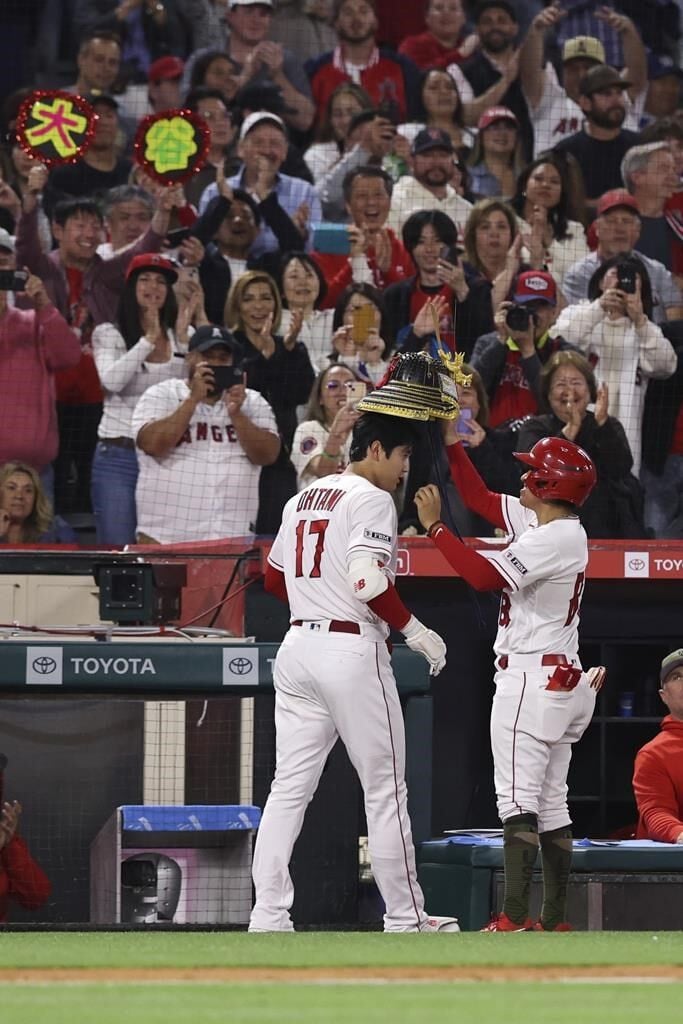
[291,620,361,634]
[497,654,569,670]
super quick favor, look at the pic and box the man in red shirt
[399,0,477,72]
[313,166,412,309]
[633,649,683,844]
[306,0,421,128]
[0,758,51,922]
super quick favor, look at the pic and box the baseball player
[415,430,606,932]
[249,412,459,933]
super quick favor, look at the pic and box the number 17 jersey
[268,472,397,635]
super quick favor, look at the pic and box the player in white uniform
[415,432,606,932]
[249,413,459,934]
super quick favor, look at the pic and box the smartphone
[210,364,243,396]
[345,381,367,406]
[312,222,351,255]
[0,269,28,291]
[439,245,463,265]
[351,303,377,346]
[456,406,473,446]
[617,267,636,294]
[165,227,193,246]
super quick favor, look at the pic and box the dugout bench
[418,835,683,931]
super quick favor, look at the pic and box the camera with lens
[505,303,535,333]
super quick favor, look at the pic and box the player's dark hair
[349,413,422,462]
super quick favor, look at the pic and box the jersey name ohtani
[295,486,345,514]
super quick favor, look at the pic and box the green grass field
[1,932,682,1024]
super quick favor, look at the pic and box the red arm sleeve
[264,563,289,604]
[428,522,508,591]
[445,442,507,530]
[1,835,51,910]
[367,581,412,631]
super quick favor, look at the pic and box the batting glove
[586,665,607,691]
[402,616,447,676]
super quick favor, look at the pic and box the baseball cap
[562,36,605,65]
[411,127,455,156]
[229,0,273,7]
[477,106,518,131]
[84,90,119,110]
[647,51,683,81]
[512,270,557,306]
[239,110,286,140]
[660,648,683,684]
[595,188,640,217]
[126,253,178,283]
[0,228,16,253]
[473,1,517,24]
[148,56,184,83]
[579,65,632,97]
[189,325,244,357]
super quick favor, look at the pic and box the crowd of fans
[1,0,683,546]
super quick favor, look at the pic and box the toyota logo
[32,656,57,675]
[229,657,253,676]
[629,558,646,571]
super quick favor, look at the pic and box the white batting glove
[586,665,607,691]
[402,616,447,676]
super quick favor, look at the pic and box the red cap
[148,56,185,83]
[595,189,639,217]
[126,253,178,283]
[513,270,557,305]
[477,106,519,131]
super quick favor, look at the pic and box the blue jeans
[641,456,683,539]
[91,442,139,546]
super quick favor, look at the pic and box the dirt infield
[1,965,682,984]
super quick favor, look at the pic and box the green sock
[502,814,539,925]
[539,826,573,930]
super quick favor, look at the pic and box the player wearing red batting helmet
[414,420,605,933]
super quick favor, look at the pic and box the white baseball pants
[491,663,596,832]
[249,627,428,932]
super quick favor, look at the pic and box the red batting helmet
[514,437,597,507]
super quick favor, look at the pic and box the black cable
[207,551,253,629]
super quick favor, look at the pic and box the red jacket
[398,31,468,70]
[0,305,81,470]
[313,230,413,309]
[0,834,51,922]
[307,49,419,129]
[633,715,683,843]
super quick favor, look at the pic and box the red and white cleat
[480,912,533,932]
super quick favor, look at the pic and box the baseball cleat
[480,912,533,932]
[420,915,461,933]
[533,921,572,931]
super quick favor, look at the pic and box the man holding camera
[131,325,280,542]
[0,229,80,482]
[470,270,577,427]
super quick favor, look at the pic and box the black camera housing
[506,303,534,332]
[209,364,244,397]
[0,269,28,291]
